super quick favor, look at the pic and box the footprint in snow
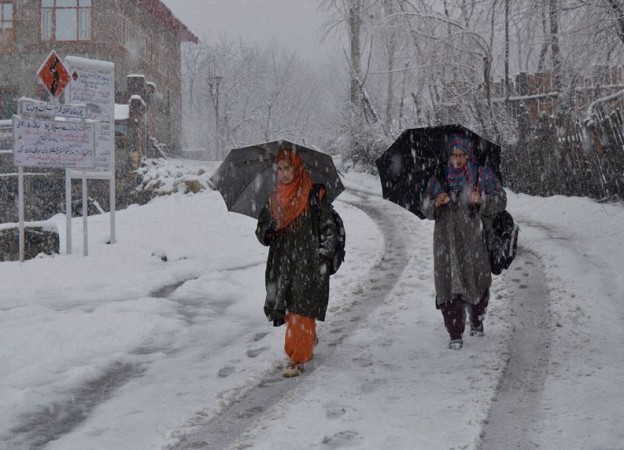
[246,347,269,358]
[218,365,236,378]
[325,403,347,419]
[321,430,361,448]
[252,331,269,342]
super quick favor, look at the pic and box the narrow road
[479,248,553,449]
[166,191,413,450]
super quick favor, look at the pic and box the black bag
[310,184,346,275]
[486,209,519,275]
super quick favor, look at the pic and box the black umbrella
[375,124,502,219]
[210,139,344,219]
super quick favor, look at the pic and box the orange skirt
[284,312,316,364]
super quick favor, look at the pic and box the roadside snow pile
[135,158,216,195]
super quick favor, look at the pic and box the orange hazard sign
[38,50,70,97]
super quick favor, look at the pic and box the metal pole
[18,166,24,262]
[16,102,25,262]
[110,162,116,245]
[145,102,149,159]
[82,170,88,256]
[65,169,72,254]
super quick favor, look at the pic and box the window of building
[0,1,14,54]
[159,43,166,74]
[121,15,148,61]
[0,87,16,119]
[0,2,12,29]
[121,16,130,46]
[41,0,92,41]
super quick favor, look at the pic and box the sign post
[16,52,74,261]
[13,97,95,254]
[65,56,116,247]
[37,50,70,98]
[13,51,100,260]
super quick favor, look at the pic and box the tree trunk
[348,0,362,111]
[504,0,510,103]
[549,0,562,94]
[382,0,395,133]
[537,3,549,71]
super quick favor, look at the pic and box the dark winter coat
[256,189,338,321]
[422,178,507,307]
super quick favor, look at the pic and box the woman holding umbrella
[255,147,338,377]
[422,134,506,350]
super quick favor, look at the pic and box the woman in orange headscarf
[256,147,338,377]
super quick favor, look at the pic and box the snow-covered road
[166,188,415,449]
[164,184,518,449]
[2,163,623,449]
[480,250,552,449]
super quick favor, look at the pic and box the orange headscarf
[270,148,313,229]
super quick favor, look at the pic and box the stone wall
[0,223,60,262]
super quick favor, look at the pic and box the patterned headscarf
[426,133,501,197]
[269,147,313,229]
[446,133,476,163]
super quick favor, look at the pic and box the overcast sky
[161,0,342,64]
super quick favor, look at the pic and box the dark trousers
[440,290,489,340]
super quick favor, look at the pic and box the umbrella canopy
[375,124,502,219]
[210,139,344,219]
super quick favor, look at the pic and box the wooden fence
[503,109,624,200]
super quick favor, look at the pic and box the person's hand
[271,309,286,327]
[435,192,451,208]
[267,220,277,233]
[264,299,276,320]
[264,299,285,326]
[264,220,278,242]
[470,191,481,204]
[319,255,332,276]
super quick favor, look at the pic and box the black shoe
[470,323,484,336]
[448,339,463,350]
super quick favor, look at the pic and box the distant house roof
[137,0,199,44]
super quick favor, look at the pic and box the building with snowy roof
[0,0,198,154]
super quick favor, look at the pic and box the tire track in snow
[479,248,553,449]
[165,190,413,450]
[1,362,145,450]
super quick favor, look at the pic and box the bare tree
[549,0,563,95]
[605,0,624,46]
[181,37,332,158]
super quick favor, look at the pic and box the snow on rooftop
[65,55,114,69]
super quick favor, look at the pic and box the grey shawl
[422,185,507,306]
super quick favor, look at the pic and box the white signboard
[66,56,115,171]
[18,97,87,120]
[13,117,95,168]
